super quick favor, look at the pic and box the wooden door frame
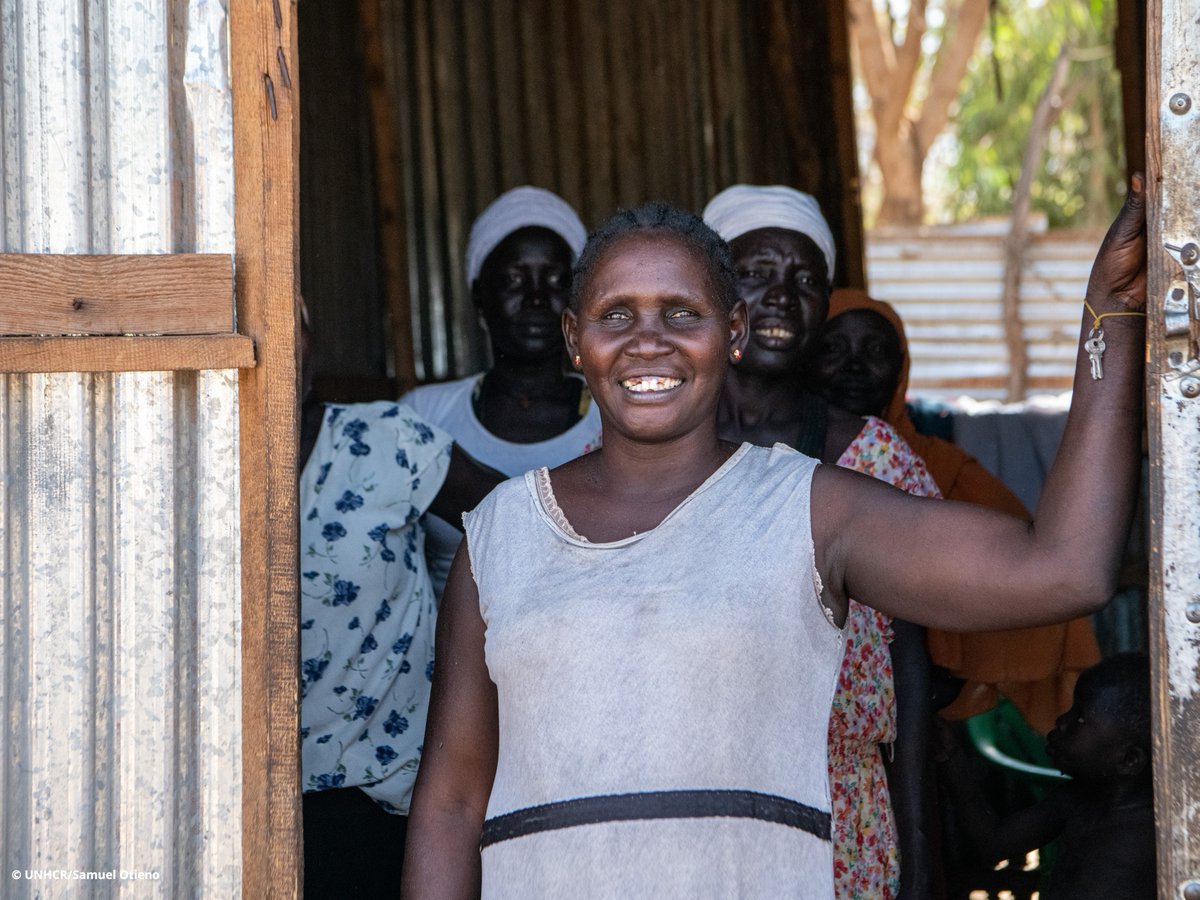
[1146,0,1200,893]
[231,1,302,896]
[228,0,1200,895]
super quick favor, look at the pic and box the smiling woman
[401,188,1147,899]
[560,204,743,460]
[704,186,835,456]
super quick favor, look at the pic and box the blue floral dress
[300,401,452,814]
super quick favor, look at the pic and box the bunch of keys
[1085,327,1106,380]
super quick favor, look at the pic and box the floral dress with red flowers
[829,416,942,899]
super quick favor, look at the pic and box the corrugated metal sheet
[371,0,860,385]
[0,1,241,896]
[865,224,1105,400]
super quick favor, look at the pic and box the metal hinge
[1162,240,1200,396]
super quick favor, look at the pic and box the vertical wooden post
[231,0,302,896]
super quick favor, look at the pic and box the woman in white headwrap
[705,184,938,900]
[403,187,603,596]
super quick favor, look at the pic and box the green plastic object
[964,700,1070,784]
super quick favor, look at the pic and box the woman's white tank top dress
[463,442,846,898]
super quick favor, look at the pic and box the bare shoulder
[541,447,603,506]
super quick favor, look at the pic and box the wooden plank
[359,0,417,392]
[0,253,232,335]
[0,334,254,372]
[0,333,255,374]
[229,0,301,896]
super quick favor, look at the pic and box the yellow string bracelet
[1083,299,1147,329]
[1081,300,1146,380]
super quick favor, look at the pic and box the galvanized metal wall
[866,224,1105,400]
[0,1,242,897]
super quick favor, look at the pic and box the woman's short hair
[571,202,738,313]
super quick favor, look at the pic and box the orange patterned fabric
[827,289,1100,733]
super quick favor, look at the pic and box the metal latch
[1163,241,1200,396]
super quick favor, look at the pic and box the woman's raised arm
[814,176,1147,632]
[401,543,498,899]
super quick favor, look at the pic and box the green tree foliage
[945,0,1124,227]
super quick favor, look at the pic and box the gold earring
[732,348,743,361]
[573,354,581,368]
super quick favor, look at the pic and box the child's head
[1047,652,1151,785]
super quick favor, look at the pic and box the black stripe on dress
[480,789,831,848]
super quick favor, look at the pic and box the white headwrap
[702,185,836,281]
[465,186,587,285]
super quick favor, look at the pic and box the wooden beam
[0,253,233,335]
[0,334,254,373]
[230,0,302,897]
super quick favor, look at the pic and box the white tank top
[464,442,846,898]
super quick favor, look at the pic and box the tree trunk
[874,124,924,225]
[851,0,990,225]
[1001,46,1073,401]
